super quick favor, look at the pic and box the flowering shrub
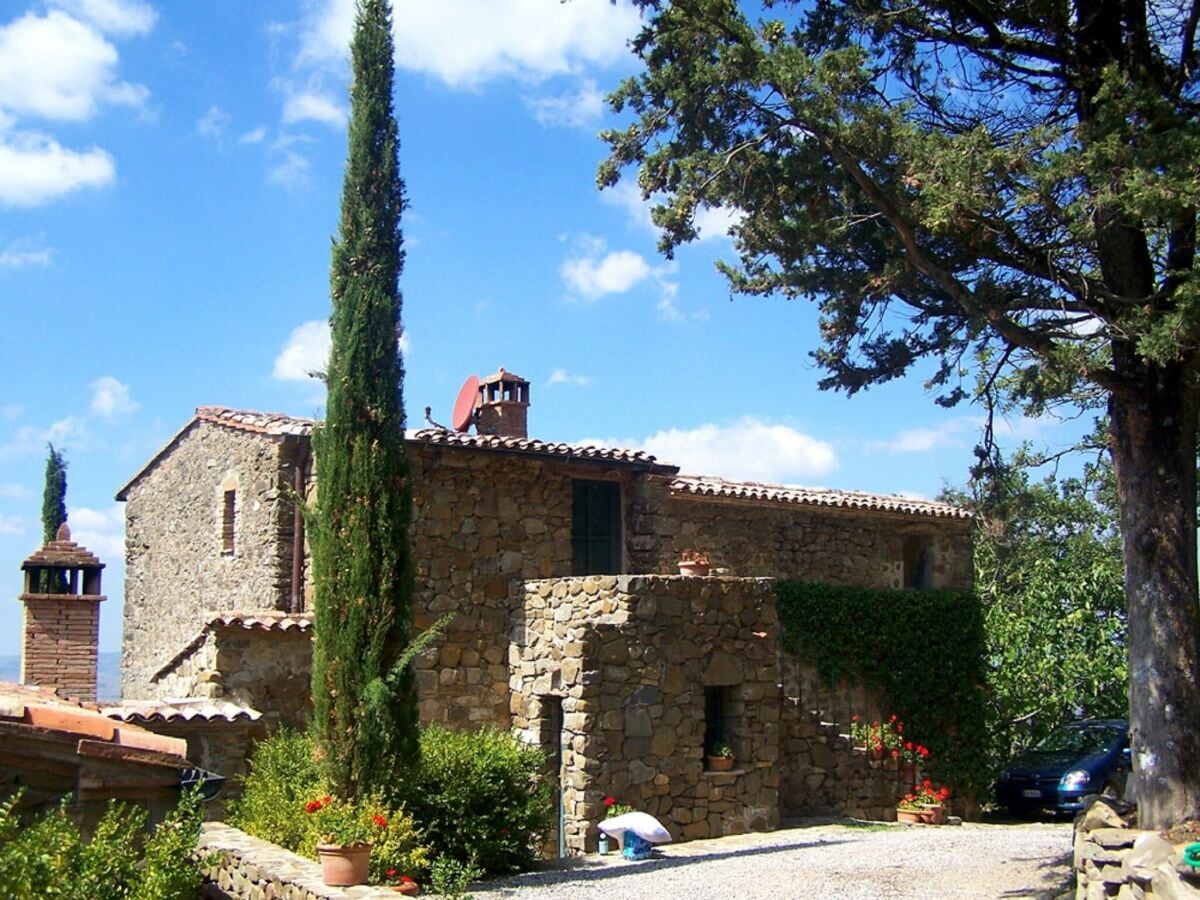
[603,796,635,818]
[898,780,951,810]
[305,795,387,847]
[900,740,931,764]
[850,714,905,755]
[679,549,710,565]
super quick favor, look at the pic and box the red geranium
[373,814,388,828]
[604,796,615,807]
[305,799,323,814]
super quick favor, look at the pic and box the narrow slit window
[222,489,236,554]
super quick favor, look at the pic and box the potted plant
[897,781,950,825]
[678,549,711,576]
[706,741,735,771]
[849,714,905,762]
[305,795,387,886]
[899,740,931,783]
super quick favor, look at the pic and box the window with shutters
[571,480,621,575]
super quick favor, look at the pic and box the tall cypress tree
[41,444,67,543]
[310,0,417,799]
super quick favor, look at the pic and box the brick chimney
[19,523,106,702]
[475,368,530,439]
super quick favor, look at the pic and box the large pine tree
[310,0,417,799]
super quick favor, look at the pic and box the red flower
[851,714,859,722]
[905,742,914,751]
[891,750,900,759]
[373,814,388,828]
[923,779,933,789]
[305,799,323,814]
[604,796,615,807]
[387,869,397,878]
[889,714,897,723]
[918,746,930,758]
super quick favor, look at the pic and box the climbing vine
[776,581,989,799]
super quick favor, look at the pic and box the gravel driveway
[471,819,1073,899]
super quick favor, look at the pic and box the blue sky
[0,0,1091,659]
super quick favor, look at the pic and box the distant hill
[0,651,121,702]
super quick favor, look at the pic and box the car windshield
[1032,725,1122,755]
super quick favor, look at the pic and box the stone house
[115,369,974,852]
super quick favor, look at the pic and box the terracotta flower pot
[920,804,945,825]
[391,880,420,896]
[317,843,371,887]
[896,808,923,824]
[869,746,885,762]
[678,561,710,576]
[900,761,920,783]
[706,755,734,771]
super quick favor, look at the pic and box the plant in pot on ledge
[305,795,388,886]
[678,549,711,576]
[706,741,736,772]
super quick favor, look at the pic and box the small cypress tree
[41,443,68,544]
[310,0,417,800]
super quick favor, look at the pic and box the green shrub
[227,728,325,854]
[0,787,205,900]
[404,726,551,876]
[231,730,428,882]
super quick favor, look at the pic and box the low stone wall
[1073,797,1200,899]
[780,713,914,821]
[198,822,400,899]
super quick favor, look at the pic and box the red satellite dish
[451,375,480,432]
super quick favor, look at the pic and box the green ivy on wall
[776,581,990,799]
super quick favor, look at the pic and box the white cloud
[274,320,329,382]
[49,0,157,37]
[274,319,411,382]
[593,417,837,483]
[0,132,114,206]
[89,375,139,419]
[0,415,88,458]
[68,503,124,561]
[693,204,743,241]
[0,7,147,208]
[546,369,591,388]
[1,405,24,420]
[282,91,345,128]
[0,237,53,268]
[0,483,28,498]
[526,78,606,128]
[298,0,640,89]
[0,513,23,536]
[0,11,148,122]
[268,149,310,189]
[561,236,651,299]
[196,104,230,138]
[601,180,741,242]
[239,126,268,145]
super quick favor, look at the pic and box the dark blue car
[994,719,1130,817]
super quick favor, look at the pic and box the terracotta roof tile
[413,428,673,470]
[102,698,262,725]
[670,474,972,520]
[195,406,316,436]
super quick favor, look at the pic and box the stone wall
[152,628,312,732]
[511,575,782,856]
[198,822,401,899]
[650,492,974,591]
[1073,797,1200,899]
[121,420,303,698]
[779,657,908,820]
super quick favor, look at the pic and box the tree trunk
[1108,354,1200,829]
